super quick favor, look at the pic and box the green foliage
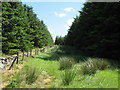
[15,65,41,85]
[65,2,120,60]
[14,52,61,88]
[79,58,110,75]
[25,66,40,84]
[90,58,110,70]
[80,62,97,75]
[6,46,118,88]
[55,36,66,45]
[5,78,19,88]
[68,70,118,88]
[59,57,75,70]
[2,2,53,54]
[61,70,76,85]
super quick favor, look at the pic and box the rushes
[60,56,110,86]
[59,57,75,70]
[59,57,76,85]
[15,65,41,85]
[61,70,76,85]
[25,66,40,84]
[80,58,110,75]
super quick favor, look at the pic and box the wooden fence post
[30,50,32,56]
[27,51,29,57]
[22,51,24,61]
[36,49,37,55]
[16,52,19,64]
[35,49,36,55]
[35,49,37,55]
[8,57,17,70]
[37,49,39,55]
[37,49,38,55]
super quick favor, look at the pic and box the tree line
[55,36,66,45]
[55,2,120,60]
[2,2,54,55]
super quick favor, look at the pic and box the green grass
[5,46,119,88]
[9,48,62,88]
[16,65,41,85]
[75,58,110,75]
[59,57,75,70]
[66,70,118,88]
[61,70,76,85]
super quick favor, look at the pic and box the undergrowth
[59,57,75,70]
[61,70,76,85]
[3,46,118,88]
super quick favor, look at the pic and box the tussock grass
[5,46,118,88]
[77,58,110,75]
[59,57,75,70]
[25,66,40,84]
[15,65,41,85]
[67,70,118,88]
[61,70,76,85]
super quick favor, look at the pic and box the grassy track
[4,46,119,88]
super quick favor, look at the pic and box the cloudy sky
[22,2,86,41]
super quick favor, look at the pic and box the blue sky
[22,2,86,41]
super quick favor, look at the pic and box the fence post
[16,52,19,64]
[22,51,24,61]
[36,49,38,55]
[8,57,17,70]
[27,51,29,57]
[35,49,36,55]
[37,49,39,55]
[30,50,32,56]
[35,49,37,55]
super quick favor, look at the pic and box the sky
[22,2,86,41]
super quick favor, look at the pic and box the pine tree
[2,2,53,55]
[65,2,120,59]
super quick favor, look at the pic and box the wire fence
[0,45,54,74]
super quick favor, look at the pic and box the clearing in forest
[1,46,119,88]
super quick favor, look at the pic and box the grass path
[18,48,62,88]
[2,46,119,88]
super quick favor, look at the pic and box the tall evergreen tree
[2,2,53,55]
[65,2,120,59]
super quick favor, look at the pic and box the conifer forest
[0,1,120,89]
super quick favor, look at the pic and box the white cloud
[64,19,74,29]
[64,8,75,12]
[54,12,66,17]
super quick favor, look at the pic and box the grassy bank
[4,46,119,88]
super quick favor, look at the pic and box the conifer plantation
[65,2,120,60]
[0,2,119,89]
[2,2,53,54]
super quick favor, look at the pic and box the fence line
[0,45,55,74]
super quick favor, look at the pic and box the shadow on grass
[35,45,89,63]
[35,53,60,61]
[35,45,119,69]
